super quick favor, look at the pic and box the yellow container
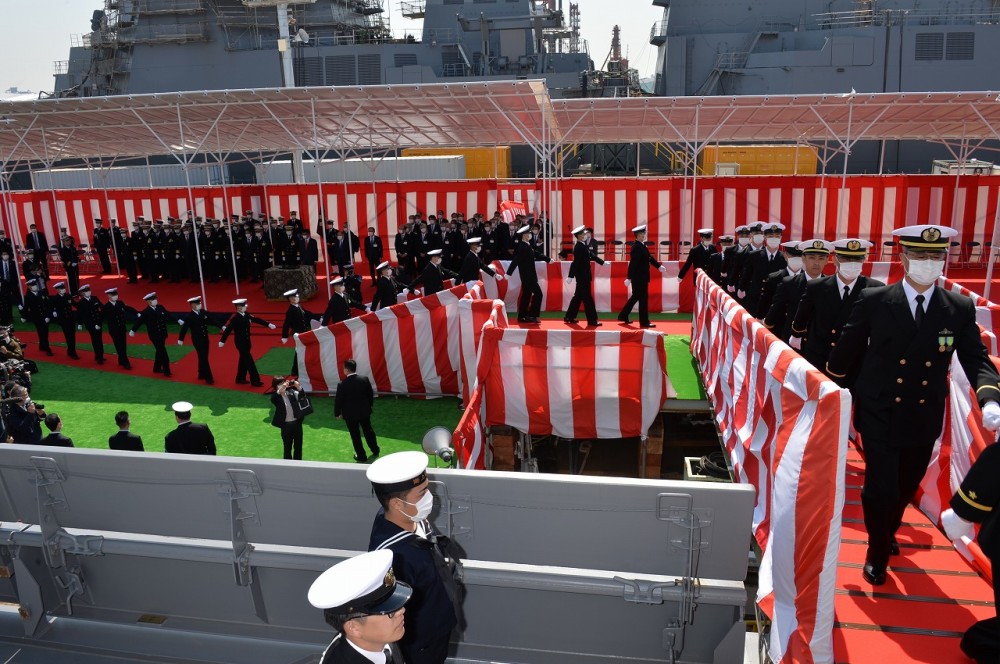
[700,144,818,175]
[401,146,511,179]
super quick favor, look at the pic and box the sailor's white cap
[171,401,193,414]
[376,261,391,271]
[307,549,412,616]
[571,225,587,235]
[232,298,248,306]
[187,296,201,304]
[283,289,299,297]
[366,451,429,494]
[632,224,647,233]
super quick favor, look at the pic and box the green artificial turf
[662,334,707,400]
[49,341,193,362]
[256,346,299,376]
[29,360,462,463]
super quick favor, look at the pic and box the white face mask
[906,258,945,286]
[765,237,781,250]
[400,491,433,522]
[786,257,803,272]
[751,233,765,245]
[700,239,711,247]
[738,237,750,247]
[149,300,158,307]
[838,262,863,282]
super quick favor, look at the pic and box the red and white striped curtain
[294,282,486,394]
[691,270,850,664]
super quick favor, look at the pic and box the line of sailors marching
[680,220,883,378]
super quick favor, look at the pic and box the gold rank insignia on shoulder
[938,328,954,352]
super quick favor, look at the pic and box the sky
[0,0,664,95]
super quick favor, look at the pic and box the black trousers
[33,321,51,353]
[58,322,77,356]
[857,405,936,569]
[151,337,170,375]
[619,280,651,325]
[345,416,379,459]
[235,345,260,383]
[517,281,543,320]
[65,266,80,294]
[367,257,380,281]
[279,419,304,460]
[193,341,213,383]
[87,325,104,362]
[565,278,598,324]
[97,248,112,273]
[109,328,129,367]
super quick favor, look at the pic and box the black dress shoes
[890,539,900,556]
[640,323,657,328]
[563,318,577,324]
[862,563,887,586]
[353,455,369,463]
[250,381,264,387]
[586,322,603,328]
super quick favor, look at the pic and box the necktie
[915,294,925,327]
[843,285,849,300]
[3,263,8,281]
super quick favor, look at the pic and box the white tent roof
[2,83,1000,166]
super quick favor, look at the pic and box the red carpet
[833,449,994,664]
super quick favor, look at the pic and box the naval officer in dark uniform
[756,241,802,321]
[941,443,1000,664]
[21,279,53,357]
[130,292,172,376]
[177,295,221,385]
[737,222,787,316]
[706,234,734,285]
[164,401,216,455]
[762,239,830,342]
[618,224,665,328]
[219,298,276,387]
[281,288,322,375]
[410,249,456,297]
[74,284,105,365]
[322,277,368,325]
[51,281,80,360]
[677,227,718,282]
[307,549,411,664]
[371,261,405,312]
[564,224,605,327]
[827,224,1000,586]
[789,238,884,377]
[506,224,551,323]
[103,288,135,369]
[456,237,503,285]
[367,452,464,664]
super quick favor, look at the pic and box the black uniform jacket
[568,240,604,282]
[164,422,216,455]
[626,240,662,283]
[950,443,1000,559]
[827,283,1000,445]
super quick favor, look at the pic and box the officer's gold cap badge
[922,227,942,243]
[847,240,861,252]
[813,240,825,249]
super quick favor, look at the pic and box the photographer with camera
[5,385,44,445]
[269,376,312,460]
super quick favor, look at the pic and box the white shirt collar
[835,274,855,297]
[901,278,935,315]
[345,638,389,664]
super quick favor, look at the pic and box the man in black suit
[0,248,18,322]
[164,401,216,455]
[755,241,801,318]
[25,225,48,278]
[410,249,456,297]
[307,550,410,664]
[507,225,551,323]
[763,239,829,342]
[92,219,113,274]
[827,224,1000,587]
[51,281,80,360]
[618,224,665,328]
[789,239,884,376]
[109,411,144,451]
[737,222,787,316]
[726,223,763,295]
[323,277,368,325]
[270,376,309,460]
[39,413,74,447]
[334,358,380,463]
[219,299,276,387]
[130,292,172,377]
[364,226,384,281]
[564,225,605,327]
[677,228,718,282]
[74,284,105,364]
[281,288,322,375]
[5,386,43,444]
[178,295,222,385]
[456,237,503,285]
[58,236,81,294]
[721,226,750,292]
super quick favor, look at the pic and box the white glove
[93,325,100,331]
[268,323,276,329]
[176,340,183,346]
[364,305,371,312]
[658,265,666,273]
[624,279,631,287]
[726,285,735,293]
[128,330,135,337]
[789,336,802,350]
[677,276,683,281]
[177,319,184,325]
[737,289,746,299]
[402,288,410,295]
[76,324,83,331]
[218,341,225,348]
[983,401,1000,431]
[413,288,422,295]
[281,338,288,345]
[566,277,574,285]
[44,317,50,323]
[496,274,505,281]
[19,319,24,324]
[17,305,22,311]
[941,508,975,542]
[52,312,57,318]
